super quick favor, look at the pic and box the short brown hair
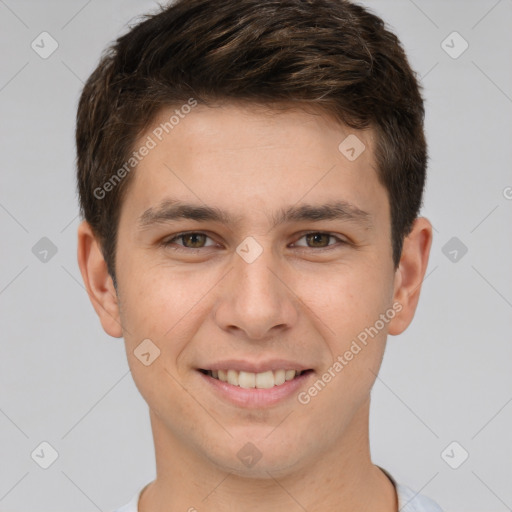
[76,0,427,287]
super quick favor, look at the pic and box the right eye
[161,232,218,251]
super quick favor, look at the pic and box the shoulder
[110,486,143,512]
[377,465,443,512]
[396,482,444,512]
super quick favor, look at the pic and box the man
[76,0,443,510]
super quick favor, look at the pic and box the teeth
[255,370,274,389]
[274,369,286,386]
[238,371,256,388]
[285,370,296,381]
[227,369,239,386]
[208,369,303,388]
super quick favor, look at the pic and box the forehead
[147,100,374,159]
[119,101,387,230]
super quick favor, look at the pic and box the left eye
[162,232,344,250]
[292,232,344,249]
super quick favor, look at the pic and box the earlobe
[388,217,433,336]
[77,220,123,338]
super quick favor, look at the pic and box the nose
[212,241,299,341]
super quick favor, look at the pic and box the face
[80,101,429,478]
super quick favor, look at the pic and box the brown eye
[162,232,215,249]
[305,233,331,248]
[180,233,207,248]
[293,232,345,249]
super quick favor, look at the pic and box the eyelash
[161,231,348,252]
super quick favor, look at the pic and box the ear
[388,217,433,335]
[77,220,123,338]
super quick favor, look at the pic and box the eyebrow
[136,198,372,230]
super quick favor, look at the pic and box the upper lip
[198,359,311,373]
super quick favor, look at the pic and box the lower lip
[198,370,313,408]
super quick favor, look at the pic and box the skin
[77,101,432,512]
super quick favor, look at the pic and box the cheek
[127,355,200,435]
[296,261,393,341]
[294,262,392,402]
[117,255,191,331]
[117,260,216,378]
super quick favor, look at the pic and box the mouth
[198,368,313,389]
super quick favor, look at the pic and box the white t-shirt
[112,469,443,512]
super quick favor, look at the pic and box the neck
[139,399,397,512]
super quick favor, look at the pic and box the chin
[203,432,307,479]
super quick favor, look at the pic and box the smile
[197,362,314,407]
[200,369,307,389]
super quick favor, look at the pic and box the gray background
[1,1,511,511]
